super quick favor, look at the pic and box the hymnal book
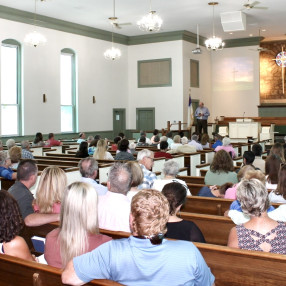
[31,236,46,253]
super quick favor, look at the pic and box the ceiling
[0,0,285,42]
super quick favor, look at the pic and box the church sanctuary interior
[2,1,286,286]
[0,0,285,140]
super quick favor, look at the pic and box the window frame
[60,48,77,133]
[1,39,22,136]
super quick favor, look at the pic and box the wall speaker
[220,11,246,32]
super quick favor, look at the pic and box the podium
[229,120,261,139]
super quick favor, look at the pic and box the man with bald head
[78,157,107,196]
[195,101,210,135]
[97,163,132,232]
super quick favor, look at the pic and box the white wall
[127,41,184,130]
[210,46,260,120]
[0,18,128,135]
[182,41,212,122]
[0,17,261,136]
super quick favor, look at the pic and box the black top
[165,220,205,243]
[75,151,89,158]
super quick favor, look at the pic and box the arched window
[1,39,22,135]
[61,48,77,132]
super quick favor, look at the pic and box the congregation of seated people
[2,131,286,285]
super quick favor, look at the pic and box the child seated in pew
[33,166,67,214]
[228,170,270,213]
[227,179,286,254]
[44,182,112,268]
[0,190,36,261]
[162,182,205,243]
[198,183,231,198]
[224,165,255,199]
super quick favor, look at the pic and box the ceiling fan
[242,1,268,10]
[108,0,131,29]
[249,29,273,53]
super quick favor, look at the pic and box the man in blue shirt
[62,189,215,286]
[195,102,210,135]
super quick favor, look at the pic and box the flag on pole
[188,89,194,129]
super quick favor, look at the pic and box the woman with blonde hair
[44,182,112,268]
[228,179,286,254]
[126,161,144,200]
[93,139,114,160]
[34,166,67,214]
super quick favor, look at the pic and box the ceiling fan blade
[252,6,268,9]
[251,1,261,6]
[117,22,132,26]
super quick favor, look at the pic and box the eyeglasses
[135,233,164,245]
[147,156,154,162]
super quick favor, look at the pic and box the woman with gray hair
[214,136,236,158]
[227,178,286,254]
[152,160,191,195]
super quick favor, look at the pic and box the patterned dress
[236,221,286,254]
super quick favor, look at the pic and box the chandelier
[24,0,47,47]
[205,2,224,51]
[104,0,121,60]
[137,0,162,32]
[104,44,121,60]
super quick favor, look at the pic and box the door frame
[136,107,155,131]
[113,108,126,137]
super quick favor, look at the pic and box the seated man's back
[98,191,130,232]
[73,237,214,286]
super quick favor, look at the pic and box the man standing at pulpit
[195,102,210,134]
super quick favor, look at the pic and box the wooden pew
[194,242,286,286]
[182,196,281,216]
[181,196,234,215]
[180,212,234,245]
[177,175,204,184]
[23,224,286,285]
[25,212,232,246]
[0,254,123,286]
[186,183,204,196]
[0,177,15,190]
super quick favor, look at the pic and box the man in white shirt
[98,163,132,232]
[188,134,203,151]
[176,136,196,153]
[78,157,107,196]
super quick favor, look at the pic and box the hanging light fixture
[104,0,121,60]
[205,2,224,51]
[137,0,162,32]
[24,0,47,47]
[104,30,122,60]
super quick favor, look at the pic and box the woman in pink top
[215,137,236,159]
[44,182,112,268]
[225,165,255,199]
[33,166,67,214]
